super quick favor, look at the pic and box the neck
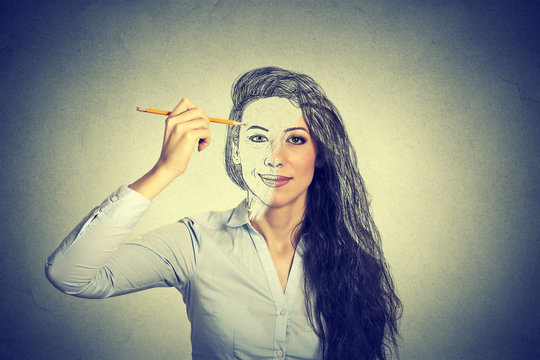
[249,193,306,248]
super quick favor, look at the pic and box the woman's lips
[258,174,292,188]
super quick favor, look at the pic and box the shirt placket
[274,301,288,358]
[247,226,291,359]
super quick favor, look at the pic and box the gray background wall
[1,1,538,359]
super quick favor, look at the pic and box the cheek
[240,141,271,165]
[288,150,317,174]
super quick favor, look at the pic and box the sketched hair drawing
[225,67,402,360]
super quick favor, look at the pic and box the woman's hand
[156,98,211,178]
[129,98,211,200]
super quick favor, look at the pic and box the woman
[46,67,401,359]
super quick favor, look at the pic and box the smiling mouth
[258,174,292,188]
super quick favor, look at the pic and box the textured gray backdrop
[1,0,539,359]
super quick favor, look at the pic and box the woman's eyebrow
[284,126,309,133]
[246,125,269,132]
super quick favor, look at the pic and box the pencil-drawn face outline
[231,98,320,218]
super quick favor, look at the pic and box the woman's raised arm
[45,98,209,297]
[129,98,211,200]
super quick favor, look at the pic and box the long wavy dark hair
[225,67,402,360]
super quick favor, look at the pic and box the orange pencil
[136,107,243,126]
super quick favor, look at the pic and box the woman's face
[234,98,319,212]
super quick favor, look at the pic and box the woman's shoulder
[179,199,248,231]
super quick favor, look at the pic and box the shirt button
[280,308,287,316]
[110,195,119,202]
[277,349,284,357]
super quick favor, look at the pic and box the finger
[164,110,209,147]
[197,129,211,152]
[163,118,210,151]
[173,118,210,137]
[191,129,211,152]
[170,107,208,125]
[164,127,210,153]
[169,98,196,117]
[198,141,210,152]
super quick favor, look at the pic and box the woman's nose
[263,136,286,167]
[263,151,283,167]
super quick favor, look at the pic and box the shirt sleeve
[45,185,200,299]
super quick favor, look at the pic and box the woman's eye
[288,136,306,145]
[248,134,268,143]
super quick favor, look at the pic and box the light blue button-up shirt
[46,185,321,359]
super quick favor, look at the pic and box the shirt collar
[226,198,308,253]
[226,198,251,227]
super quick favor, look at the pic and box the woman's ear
[232,144,241,165]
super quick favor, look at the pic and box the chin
[268,191,308,209]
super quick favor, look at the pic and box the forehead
[242,98,304,131]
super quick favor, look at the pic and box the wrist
[128,165,179,200]
[151,162,184,180]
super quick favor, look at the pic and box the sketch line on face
[236,98,305,220]
[268,130,286,168]
[247,129,285,220]
[246,125,267,132]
